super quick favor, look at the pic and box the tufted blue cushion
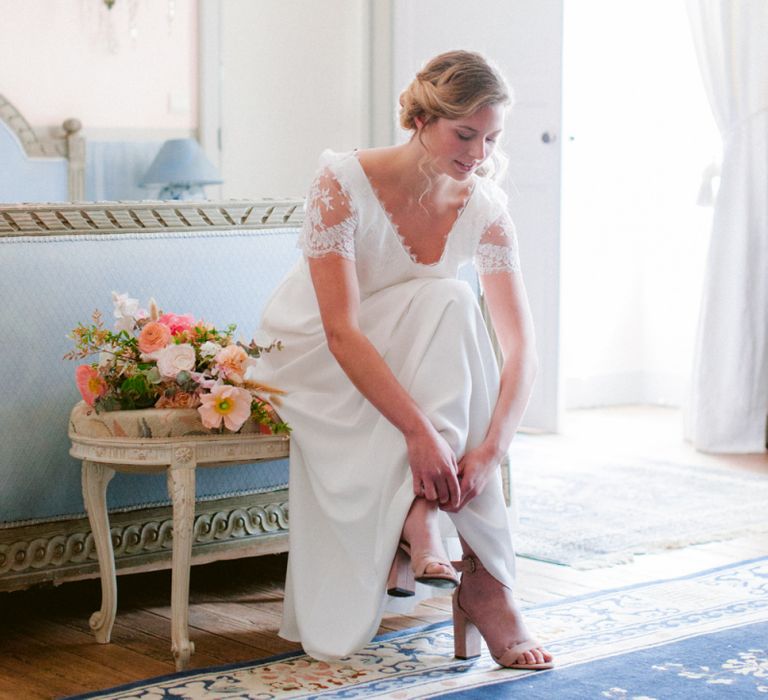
[0,227,301,526]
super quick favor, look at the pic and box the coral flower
[198,385,253,432]
[158,312,196,336]
[214,344,249,384]
[75,365,108,406]
[138,321,172,354]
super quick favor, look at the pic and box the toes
[425,562,446,574]
[424,562,455,577]
[516,647,550,666]
[516,650,536,665]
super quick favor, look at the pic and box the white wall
[215,0,369,199]
[0,0,198,134]
[561,0,720,408]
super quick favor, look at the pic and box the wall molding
[80,127,197,142]
[368,0,395,147]
[198,0,222,199]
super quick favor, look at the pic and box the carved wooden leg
[167,446,197,671]
[81,460,116,643]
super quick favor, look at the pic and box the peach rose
[215,344,249,384]
[155,391,201,409]
[138,321,171,354]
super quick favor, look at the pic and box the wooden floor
[1,407,766,699]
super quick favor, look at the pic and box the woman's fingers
[435,478,450,505]
[445,469,461,508]
[422,479,439,502]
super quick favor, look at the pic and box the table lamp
[140,138,223,200]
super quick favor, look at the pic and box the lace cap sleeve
[474,202,521,275]
[297,164,357,260]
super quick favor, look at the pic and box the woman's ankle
[402,496,440,548]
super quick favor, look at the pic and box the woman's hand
[405,426,461,509]
[441,443,500,512]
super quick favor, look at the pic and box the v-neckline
[351,153,476,267]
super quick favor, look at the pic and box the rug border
[65,554,768,700]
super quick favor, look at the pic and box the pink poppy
[158,312,196,336]
[198,385,253,432]
[75,365,108,406]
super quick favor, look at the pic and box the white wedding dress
[257,149,522,660]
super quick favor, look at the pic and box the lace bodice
[297,150,520,295]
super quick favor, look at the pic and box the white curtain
[686,0,768,453]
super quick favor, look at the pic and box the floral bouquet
[65,292,290,435]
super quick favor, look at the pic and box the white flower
[199,341,222,358]
[111,291,147,332]
[98,351,115,369]
[156,343,196,379]
[252,329,274,347]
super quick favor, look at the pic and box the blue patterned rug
[69,557,768,699]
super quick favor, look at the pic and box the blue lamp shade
[140,138,223,200]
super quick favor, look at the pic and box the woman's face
[418,103,505,181]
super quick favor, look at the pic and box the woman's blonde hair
[399,50,512,180]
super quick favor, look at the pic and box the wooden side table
[68,403,289,670]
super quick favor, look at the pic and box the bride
[256,49,553,670]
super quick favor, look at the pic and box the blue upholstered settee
[0,201,303,591]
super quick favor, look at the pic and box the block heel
[387,544,415,597]
[452,587,482,659]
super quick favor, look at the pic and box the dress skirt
[258,272,517,660]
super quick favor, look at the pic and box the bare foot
[457,560,553,667]
[402,497,456,579]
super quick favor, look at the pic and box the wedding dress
[257,150,522,660]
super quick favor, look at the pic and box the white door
[391,0,564,432]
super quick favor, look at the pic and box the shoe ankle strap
[452,554,485,573]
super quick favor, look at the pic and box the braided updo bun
[399,50,511,132]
